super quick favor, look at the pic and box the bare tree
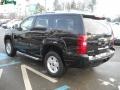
[35,3,45,13]
[52,0,96,12]
[87,0,96,12]
[53,0,62,11]
[71,0,76,9]
[66,2,71,11]
[76,1,85,10]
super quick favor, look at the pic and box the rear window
[83,18,112,35]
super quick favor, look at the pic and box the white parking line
[21,65,32,90]
[21,64,58,90]
[98,79,115,86]
[109,78,116,82]
[0,69,3,78]
[118,85,120,90]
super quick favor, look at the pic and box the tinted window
[52,14,84,34]
[21,17,34,30]
[34,16,49,28]
[55,19,74,31]
[83,18,112,35]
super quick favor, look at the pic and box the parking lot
[0,27,120,90]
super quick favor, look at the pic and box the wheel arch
[4,35,12,44]
[41,44,66,65]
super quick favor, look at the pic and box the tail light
[76,35,87,55]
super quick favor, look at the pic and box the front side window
[21,17,34,31]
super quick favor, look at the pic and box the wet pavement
[0,27,120,90]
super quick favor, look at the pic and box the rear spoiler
[82,14,106,20]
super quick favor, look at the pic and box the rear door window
[52,14,84,34]
[34,15,49,28]
[55,18,74,31]
[83,18,112,35]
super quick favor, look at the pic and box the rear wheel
[44,51,66,77]
[5,39,16,57]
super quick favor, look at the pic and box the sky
[95,0,120,17]
[1,0,120,17]
[29,0,120,17]
[18,0,79,10]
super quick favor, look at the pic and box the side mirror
[14,24,22,31]
[31,27,47,31]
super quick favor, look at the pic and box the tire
[5,39,16,57]
[44,51,66,77]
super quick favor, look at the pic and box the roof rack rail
[42,11,55,14]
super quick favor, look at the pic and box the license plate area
[95,52,107,58]
[89,49,114,61]
[97,46,109,54]
[98,46,109,50]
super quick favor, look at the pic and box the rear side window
[34,16,49,28]
[83,18,112,35]
[55,19,74,31]
[52,14,84,34]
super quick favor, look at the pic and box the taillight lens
[76,35,87,55]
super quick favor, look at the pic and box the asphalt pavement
[0,27,120,90]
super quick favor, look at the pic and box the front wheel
[44,51,66,77]
[5,39,16,57]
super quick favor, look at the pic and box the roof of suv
[33,11,105,20]
[34,11,93,16]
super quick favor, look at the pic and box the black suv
[4,13,115,77]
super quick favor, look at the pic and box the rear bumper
[65,49,115,68]
[87,49,114,67]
